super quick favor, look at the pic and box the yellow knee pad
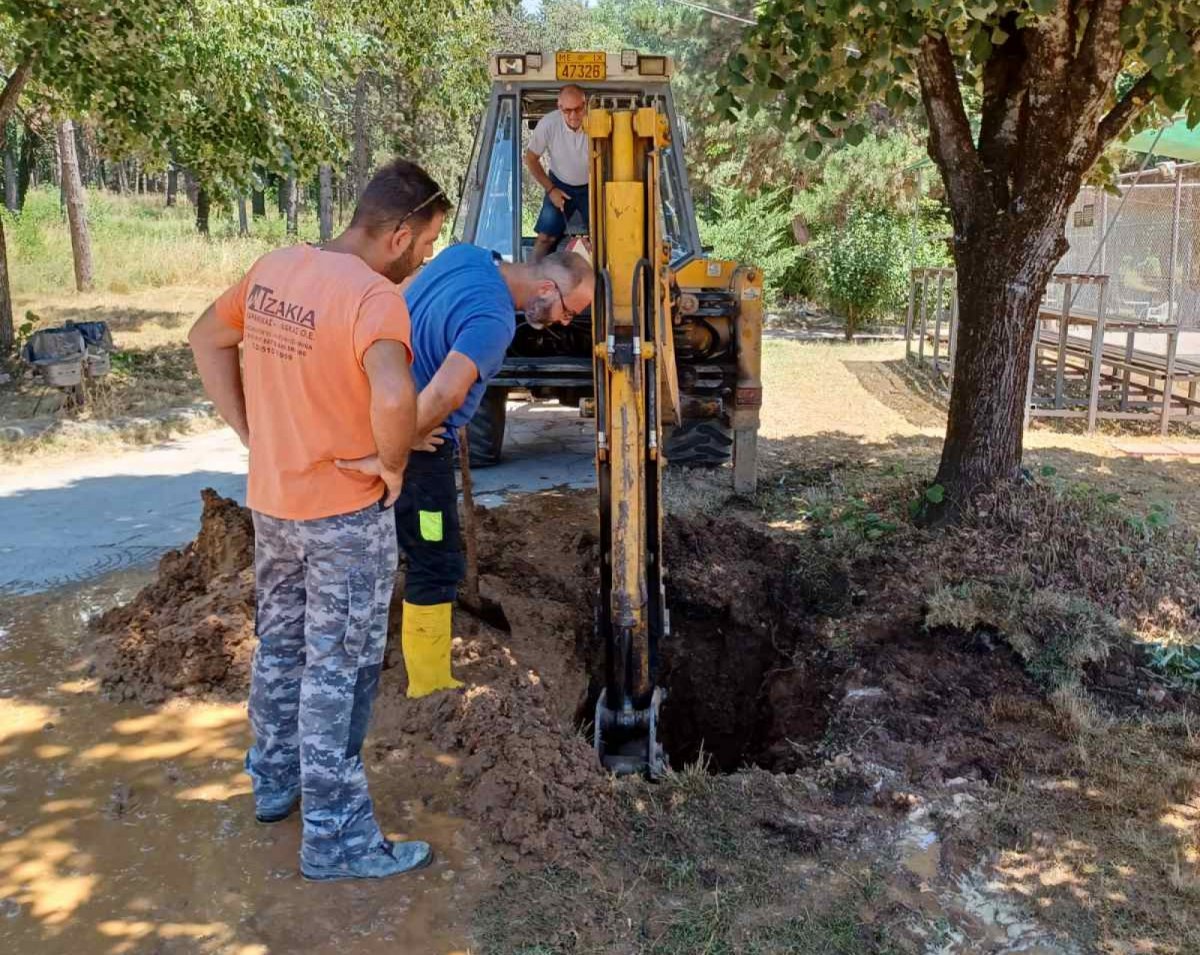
[401,601,463,699]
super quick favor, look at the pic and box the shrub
[812,210,909,337]
[697,184,804,307]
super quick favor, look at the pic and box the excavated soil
[92,487,855,859]
[93,489,256,702]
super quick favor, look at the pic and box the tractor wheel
[466,387,508,468]
[663,418,733,468]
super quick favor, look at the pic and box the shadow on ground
[0,576,482,955]
[27,304,191,335]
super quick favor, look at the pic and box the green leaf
[805,139,824,160]
[1039,465,1057,477]
[924,484,945,504]
[970,29,993,63]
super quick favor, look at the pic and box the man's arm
[189,305,249,447]
[524,148,554,194]
[363,340,417,507]
[416,351,479,437]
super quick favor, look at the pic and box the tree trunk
[74,123,92,188]
[276,175,287,215]
[237,196,249,237]
[285,175,299,237]
[57,120,94,292]
[3,139,16,213]
[932,216,1068,510]
[165,165,178,206]
[351,73,371,200]
[318,164,333,242]
[195,186,210,235]
[251,185,265,218]
[51,129,64,210]
[0,213,13,357]
[16,126,36,208]
[115,159,127,194]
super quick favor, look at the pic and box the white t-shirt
[528,111,589,187]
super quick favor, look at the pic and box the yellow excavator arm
[588,101,670,776]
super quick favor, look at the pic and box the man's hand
[335,454,404,507]
[413,426,446,453]
[548,187,567,211]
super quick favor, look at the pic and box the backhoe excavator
[454,50,765,775]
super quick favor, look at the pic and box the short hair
[536,251,594,292]
[350,158,452,235]
[559,85,586,104]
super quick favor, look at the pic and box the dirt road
[0,399,593,597]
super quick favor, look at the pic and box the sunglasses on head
[395,189,446,230]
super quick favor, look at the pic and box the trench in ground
[542,514,851,775]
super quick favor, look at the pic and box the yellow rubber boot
[401,601,463,699]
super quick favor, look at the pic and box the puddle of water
[0,570,485,954]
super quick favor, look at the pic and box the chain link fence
[1059,163,1200,328]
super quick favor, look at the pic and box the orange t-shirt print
[213,245,413,521]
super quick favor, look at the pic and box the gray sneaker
[301,839,434,883]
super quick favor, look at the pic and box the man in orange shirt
[188,159,451,883]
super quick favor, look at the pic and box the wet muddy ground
[0,571,486,954]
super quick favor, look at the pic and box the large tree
[725,1,1200,509]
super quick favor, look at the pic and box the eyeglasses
[552,280,579,321]
[395,189,446,230]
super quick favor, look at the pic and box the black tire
[663,418,733,468]
[466,387,508,468]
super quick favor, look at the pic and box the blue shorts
[534,173,589,239]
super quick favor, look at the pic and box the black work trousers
[394,443,465,605]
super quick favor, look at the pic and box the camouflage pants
[246,501,398,867]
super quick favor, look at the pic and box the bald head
[535,250,594,295]
[558,85,586,130]
[513,251,594,329]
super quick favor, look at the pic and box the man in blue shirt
[338,244,593,697]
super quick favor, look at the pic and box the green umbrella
[1124,118,1200,161]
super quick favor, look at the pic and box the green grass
[743,912,902,955]
[4,187,322,297]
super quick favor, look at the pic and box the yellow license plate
[556,51,606,81]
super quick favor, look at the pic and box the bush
[807,202,952,336]
[697,184,805,307]
[812,210,909,336]
[793,133,927,231]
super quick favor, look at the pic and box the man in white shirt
[524,84,589,262]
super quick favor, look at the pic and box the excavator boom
[589,102,670,776]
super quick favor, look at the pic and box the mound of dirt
[371,621,610,861]
[93,489,256,702]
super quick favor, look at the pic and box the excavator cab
[454,52,764,775]
[454,51,762,490]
